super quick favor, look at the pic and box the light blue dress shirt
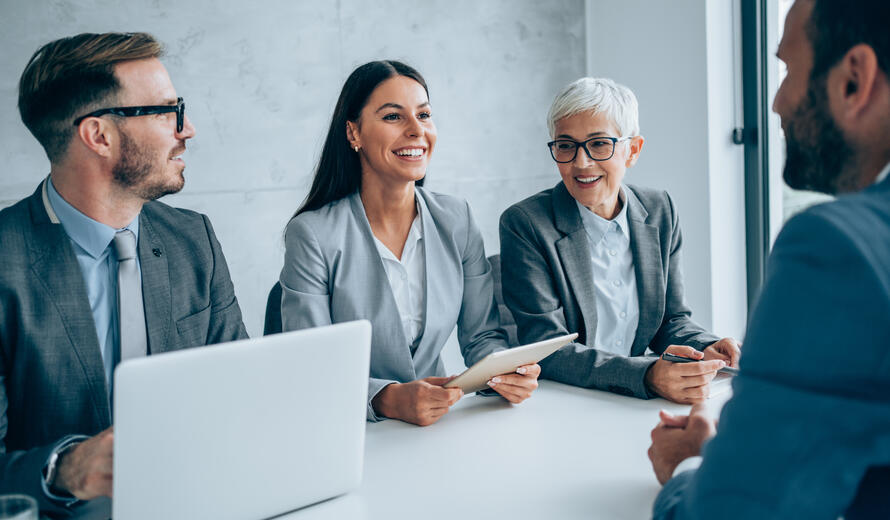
[45,177,140,390]
[576,186,639,355]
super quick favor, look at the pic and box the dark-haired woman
[279,61,541,426]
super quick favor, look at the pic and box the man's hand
[372,377,463,426]
[646,345,725,403]
[53,426,114,500]
[487,363,541,403]
[648,403,717,484]
[703,337,742,367]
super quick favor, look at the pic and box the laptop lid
[112,320,371,520]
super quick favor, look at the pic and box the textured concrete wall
[0,0,585,337]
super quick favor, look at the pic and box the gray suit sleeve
[0,375,77,516]
[280,218,394,421]
[499,206,654,398]
[653,209,890,519]
[456,201,509,367]
[201,215,249,344]
[648,195,718,353]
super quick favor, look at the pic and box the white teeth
[396,148,424,157]
[576,176,601,184]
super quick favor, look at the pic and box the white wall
[585,0,748,338]
[0,0,585,337]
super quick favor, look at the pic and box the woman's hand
[372,377,463,426]
[702,337,742,367]
[487,363,541,403]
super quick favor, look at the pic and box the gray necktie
[113,230,147,365]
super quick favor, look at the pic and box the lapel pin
[152,248,162,257]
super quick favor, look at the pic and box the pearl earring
[353,146,359,152]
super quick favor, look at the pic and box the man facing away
[648,0,890,518]
[0,33,248,516]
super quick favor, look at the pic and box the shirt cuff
[41,434,89,507]
[672,455,703,478]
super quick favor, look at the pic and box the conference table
[280,379,732,520]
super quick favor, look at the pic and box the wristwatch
[42,438,82,500]
[43,447,64,488]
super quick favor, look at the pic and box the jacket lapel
[347,194,416,378]
[625,188,664,355]
[411,190,461,370]
[137,211,172,355]
[29,181,110,423]
[552,182,598,343]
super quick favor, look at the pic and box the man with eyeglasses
[648,0,890,517]
[0,32,247,516]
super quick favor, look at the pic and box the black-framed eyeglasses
[73,97,185,133]
[547,136,632,163]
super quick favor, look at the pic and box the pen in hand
[661,352,740,376]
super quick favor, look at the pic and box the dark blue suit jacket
[653,175,890,519]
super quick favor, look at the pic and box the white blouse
[372,204,426,350]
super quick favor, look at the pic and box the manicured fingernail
[516,367,527,375]
[492,377,502,383]
[487,380,496,387]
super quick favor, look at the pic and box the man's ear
[625,135,645,168]
[831,44,879,125]
[75,118,115,159]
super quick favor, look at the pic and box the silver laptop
[112,320,371,520]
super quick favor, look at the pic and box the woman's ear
[625,135,645,168]
[345,120,360,150]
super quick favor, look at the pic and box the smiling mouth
[575,175,602,185]
[393,147,426,159]
[169,146,186,162]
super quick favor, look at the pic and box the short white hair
[547,77,640,139]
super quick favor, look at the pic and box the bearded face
[782,73,859,195]
[112,127,185,201]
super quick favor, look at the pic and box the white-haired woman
[498,77,740,404]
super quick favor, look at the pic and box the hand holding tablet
[444,333,578,393]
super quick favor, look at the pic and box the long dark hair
[294,60,429,217]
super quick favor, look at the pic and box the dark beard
[112,130,184,201]
[782,74,858,195]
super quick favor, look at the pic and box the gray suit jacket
[653,175,890,520]
[499,182,718,398]
[280,188,508,421]
[0,181,248,516]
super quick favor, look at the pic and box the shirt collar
[576,186,630,244]
[874,161,890,186]
[372,198,423,262]
[45,177,139,259]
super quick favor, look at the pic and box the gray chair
[487,254,518,346]
[263,282,283,336]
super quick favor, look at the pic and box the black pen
[661,352,740,376]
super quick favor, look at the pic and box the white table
[281,380,731,520]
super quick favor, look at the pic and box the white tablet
[444,333,578,393]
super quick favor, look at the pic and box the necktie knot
[113,229,137,261]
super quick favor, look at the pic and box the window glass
[767,0,833,243]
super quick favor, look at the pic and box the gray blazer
[499,182,718,398]
[0,181,248,516]
[280,188,508,421]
